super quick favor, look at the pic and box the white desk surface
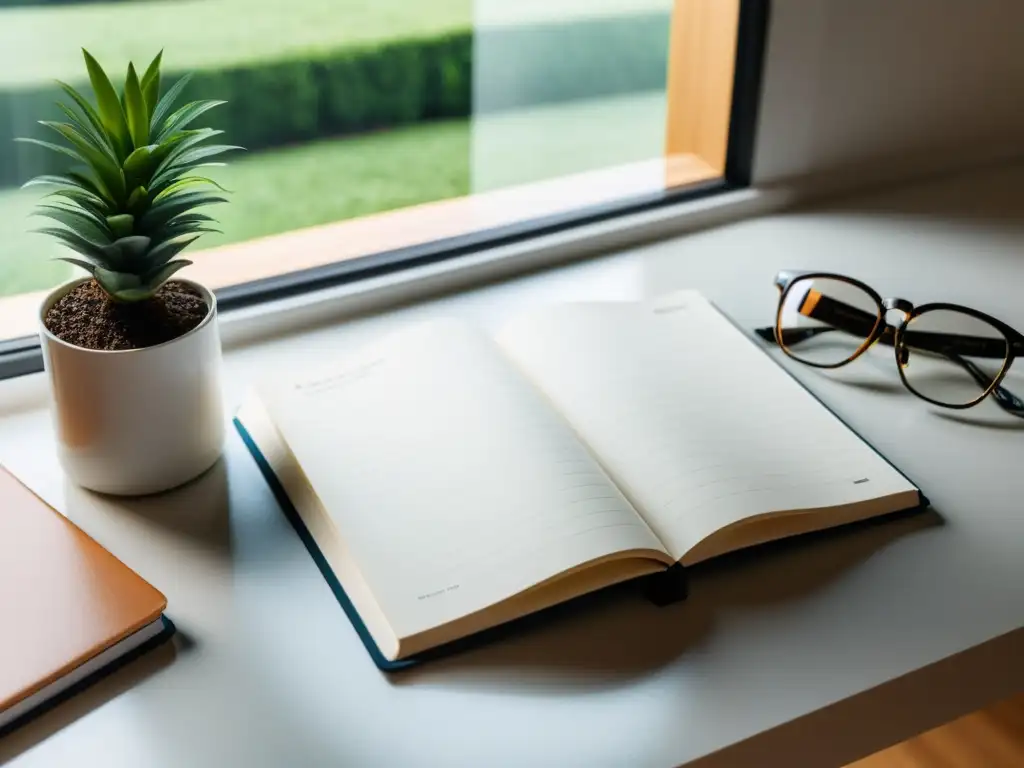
[1,165,1022,767]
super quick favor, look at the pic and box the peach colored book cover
[0,467,167,713]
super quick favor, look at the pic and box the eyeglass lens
[777,277,881,366]
[898,308,1009,407]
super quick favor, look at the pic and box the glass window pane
[0,0,750,349]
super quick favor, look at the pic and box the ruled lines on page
[497,293,915,559]
[258,320,667,640]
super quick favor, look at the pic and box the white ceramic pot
[38,277,225,496]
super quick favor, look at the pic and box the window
[0,0,766,361]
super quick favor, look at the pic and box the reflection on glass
[1,0,677,305]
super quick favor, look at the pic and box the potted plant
[19,50,241,496]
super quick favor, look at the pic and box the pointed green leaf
[93,266,141,301]
[102,235,152,264]
[23,174,98,198]
[34,122,126,204]
[55,80,108,147]
[120,134,186,187]
[155,190,228,208]
[38,120,117,168]
[150,161,228,193]
[54,103,113,158]
[123,144,158,175]
[33,204,112,243]
[34,226,108,260]
[68,170,114,205]
[147,129,190,161]
[161,222,220,240]
[55,256,101,276]
[139,191,226,232]
[167,212,215,224]
[160,212,216,235]
[22,174,74,190]
[173,144,242,168]
[151,129,226,180]
[36,199,107,223]
[156,100,226,142]
[124,62,149,149]
[15,137,84,164]
[100,167,126,205]
[153,175,230,202]
[142,258,192,288]
[149,73,193,133]
[44,188,108,217]
[162,227,220,245]
[126,185,149,213]
[106,214,134,238]
[82,49,130,157]
[144,235,200,269]
[152,145,242,188]
[141,50,163,119]
[99,259,192,302]
[148,188,225,208]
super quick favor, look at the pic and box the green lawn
[0,119,470,296]
[0,0,472,88]
[0,89,666,297]
[0,0,672,88]
[204,121,470,247]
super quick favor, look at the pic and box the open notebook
[235,291,923,669]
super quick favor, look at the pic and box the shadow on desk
[61,458,233,555]
[398,506,943,690]
[792,364,1024,432]
[0,631,192,763]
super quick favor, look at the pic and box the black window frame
[0,0,769,378]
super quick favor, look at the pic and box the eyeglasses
[755,271,1024,417]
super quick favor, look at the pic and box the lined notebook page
[257,320,666,641]
[496,292,918,561]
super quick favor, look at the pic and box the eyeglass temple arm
[754,297,1024,417]
[946,351,1024,415]
[760,295,1015,358]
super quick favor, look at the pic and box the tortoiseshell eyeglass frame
[754,270,1024,417]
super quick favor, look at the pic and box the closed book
[0,467,174,733]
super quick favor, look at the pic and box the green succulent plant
[18,50,241,302]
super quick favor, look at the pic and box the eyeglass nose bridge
[881,297,914,328]
[882,297,914,314]
[879,298,914,366]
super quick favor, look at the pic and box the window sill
[0,155,721,343]
[195,154,719,293]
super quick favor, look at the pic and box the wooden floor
[848,692,1024,767]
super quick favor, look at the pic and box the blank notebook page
[496,292,917,561]
[256,320,665,641]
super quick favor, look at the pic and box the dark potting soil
[44,280,208,351]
